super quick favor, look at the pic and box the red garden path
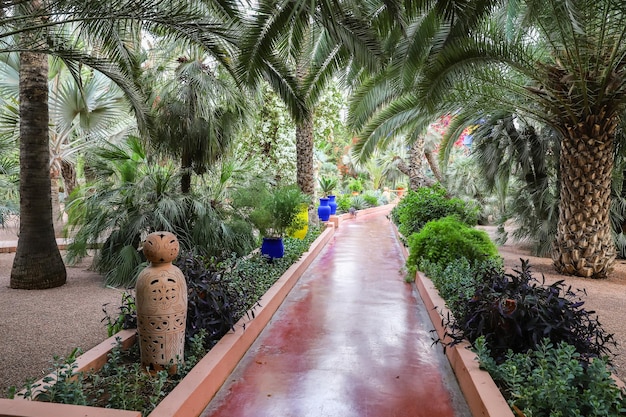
[200,207,471,417]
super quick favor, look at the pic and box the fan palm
[1,0,241,288]
[65,136,256,287]
[235,0,389,199]
[149,50,249,194]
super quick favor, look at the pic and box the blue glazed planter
[261,237,285,259]
[328,195,337,215]
[317,198,331,221]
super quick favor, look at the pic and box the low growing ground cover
[9,228,322,415]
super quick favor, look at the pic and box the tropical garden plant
[318,176,337,197]
[390,184,478,238]
[232,181,309,239]
[65,136,256,287]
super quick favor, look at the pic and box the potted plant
[239,184,309,258]
[318,176,338,215]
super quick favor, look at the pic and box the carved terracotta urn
[136,231,187,374]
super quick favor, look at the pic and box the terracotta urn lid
[142,231,179,264]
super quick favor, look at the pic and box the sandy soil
[1,223,626,398]
[0,222,125,397]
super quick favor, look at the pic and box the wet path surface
[201,208,471,417]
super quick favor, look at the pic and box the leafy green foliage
[102,292,137,337]
[336,194,352,212]
[419,258,503,319]
[35,348,87,405]
[318,176,337,197]
[348,178,363,193]
[391,184,478,238]
[475,337,626,417]
[13,228,323,412]
[361,192,379,207]
[407,217,499,272]
[447,260,616,364]
[65,137,256,287]
[233,182,309,238]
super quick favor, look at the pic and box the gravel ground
[0,247,125,397]
[1,224,626,398]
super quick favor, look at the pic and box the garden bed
[0,224,335,417]
[392,222,513,417]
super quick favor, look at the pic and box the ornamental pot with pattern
[136,231,188,374]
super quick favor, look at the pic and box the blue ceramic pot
[261,237,284,259]
[328,195,337,215]
[317,197,331,221]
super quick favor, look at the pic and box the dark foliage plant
[102,292,137,337]
[447,260,616,364]
[390,184,478,238]
[407,216,500,273]
[175,252,250,347]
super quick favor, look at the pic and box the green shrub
[420,258,502,319]
[391,184,478,238]
[475,337,626,417]
[362,192,379,207]
[336,194,351,213]
[407,217,499,272]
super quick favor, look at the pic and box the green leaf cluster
[475,337,626,417]
[234,182,309,239]
[407,216,499,271]
[390,184,478,238]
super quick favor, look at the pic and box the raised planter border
[1,224,336,417]
[392,222,514,417]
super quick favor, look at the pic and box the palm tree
[235,0,385,199]
[11,1,66,288]
[2,0,240,288]
[0,56,135,236]
[418,1,626,278]
[347,1,626,278]
[149,51,248,194]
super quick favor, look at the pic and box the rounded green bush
[407,216,500,270]
[391,184,478,238]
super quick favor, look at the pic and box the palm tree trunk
[11,47,67,289]
[296,115,315,196]
[61,159,77,196]
[424,150,443,183]
[552,115,616,278]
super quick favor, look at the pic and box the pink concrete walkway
[200,208,471,417]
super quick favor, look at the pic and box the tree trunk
[552,114,616,278]
[424,150,443,183]
[181,151,192,194]
[51,168,65,238]
[408,136,436,189]
[11,48,67,289]
[296,115,315,196]
[61,159,77,196]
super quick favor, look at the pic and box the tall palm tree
[418,1,626,278]
[2,0,241,289]
[235,0,386,199]
[351,1,626,278]
[11,1,66,288]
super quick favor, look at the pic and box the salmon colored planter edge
[392,221,514,417]
[1,225,335,417]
